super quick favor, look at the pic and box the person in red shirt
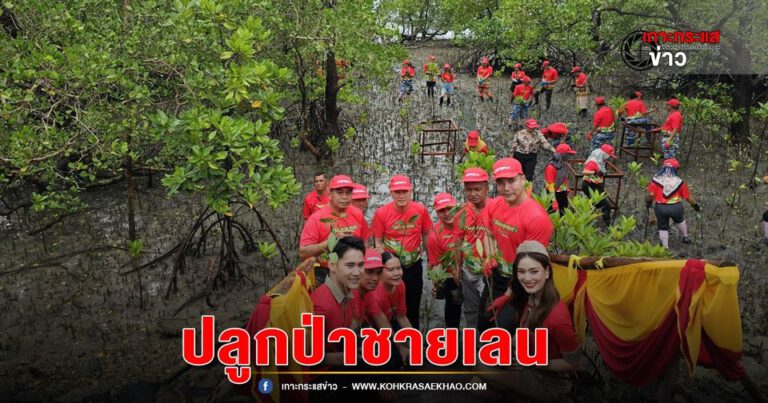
[586,96,616,151]
[300,175,369,285]
[439,64,455,107]
[545,122,572,149]
[659,98,683,159]
[463,130,489,155]
[351,183,371,215]
[545,143,577,215]
[509,76,533,129]
[571,66,589,117]
[478,241,580,402]
[311,236,365,365]
[366,251,411,363]
[426,193,462,327]
[534,60,558,110]
[481,158,554,323]
[302,172,329,220]
[476,57,494,102]
[372,174,434,329]
[356,248,383,326]
[398,59,415,103]
[646,158,700,248]
[509,62,526,96]
[618,90,655,146]
[423,55,439,99]
[582,144,616,226]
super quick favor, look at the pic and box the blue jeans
[399,79,413,97]
[592,131,614,151]
[510,103,529,121]
[441,83,454,96]
[624,117,650,146]
[660,135,680,159]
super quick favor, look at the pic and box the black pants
[513,151,538,182]
[402,259,424,330]
[654,203,685,230]
[426,80,436,98]
[442,279,462,327]
[583,181,611,225]
[547,190,569,215]
[534,88,553,109]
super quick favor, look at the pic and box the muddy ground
[1,43,767,402]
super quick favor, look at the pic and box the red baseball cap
[389,175,412,191]
[522,75,531,82]
[571,66,581,73]
[467,130,479,146]
[514,63,522,68]
[556,143,577,154]
[462,167,489,183]
[547,122,569,135]
[594,96,606,105]
[352,183,370,200]
[525,119,540,129]
[433,192,457,211]
[542,60,550,67]
[329,175,354,190]
[666,98,680,107]
[663,158,680,168]
[600,144,617,159]
[364,249,384,270]
[493,158,524,179]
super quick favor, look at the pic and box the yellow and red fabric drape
[552,258,744,386]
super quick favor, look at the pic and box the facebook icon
[258,379,273,394]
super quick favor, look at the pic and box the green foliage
[410,142,422,156]
[344,127,356,140]
[127,239,144,258]
[456,151,496,177]
[325,135,340,154]
[258,241,278,259]
[608,96,626,112]
[427,266,452,283]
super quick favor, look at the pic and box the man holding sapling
[300,175,369,285]
[372,174,434,330]
[426,192,462,327]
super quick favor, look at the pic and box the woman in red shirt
[582,144,617,226]
[476,57,494,102]
[365,252,412,363]
[439,64,455,107]
[509,62,525,97]
[398,59,415,103]
[646,158,700,248]
[477,241,580,402]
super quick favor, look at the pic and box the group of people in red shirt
[399,56,457,106]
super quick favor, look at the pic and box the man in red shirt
[534,60,558,110]
[351,183,371,215]
[618,90,655,146]
[464,130,489,155]
[372,174,434,329]
[509,62,526,96]
[357,248,384,327]
[571,66,589,117]
[659,98,683,159]
[426,192,462,327]
[476,57,494,102]
[302,172,329,220]
[509,76,533,129]
[300,175,369,285]
[481,158,554,316]
[586,96,616,151]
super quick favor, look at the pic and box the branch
[598,7,668,20]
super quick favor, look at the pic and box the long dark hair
[510,252,560,329]
[381,251,400,266]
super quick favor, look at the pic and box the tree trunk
[324,50,340,136]
[730,75,753,144]
[728,0,755,144]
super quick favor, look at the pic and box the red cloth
[513,84,534,100]
[593,106,615,129]
[582,160,603,184]
[544,164,568,191]
[520,301,579,359]
[477,65,493,79]
[372,201,434,253]
[648,181,690,204]
[300,205,369,267]
[400,66,415,78]
[625,99,648,118]
[662,110,683,133]
[440,72,455,83]
[574,72,588,87]
[426,221,461,266]
[542,67,559,82]
[367,281,407,322]
[481,196,553,264]
[302,190,329,220]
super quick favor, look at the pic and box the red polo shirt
[311,278,361,339]
[303,190,329,220]
[593,106,615,130]
[366,281,407,322]
[400,66,415,78]
[300,205,369,267]
[542,67,559,82]
[574,72,588,87]
[661,110,683,133]
[372,201,434,266]
[481,196,553,267]
[456,201,492,270]
[513,84,534,101]
[519,301,579,359]
[426,221,462,267]
[477,65,493,79]
[624,99,648,118]
[440,72,455,83]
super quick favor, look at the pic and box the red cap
[571,66,581,73]
[514,63,522,68]
[444,63,451,69]
[462,167,489,183]
[389,175,412,191]
[433,192,457,211]
[540,128,550,135]
[556,143,577,154]
[635,91,643,98]
[522,75,531,82]
[428,55,436,61]
[493,158,524,179]
[542,60,550,67]
[525,119,539,129]
[666,98,680,107]
[467,130,479,146]
[547,122,569,135]
[663,158,680,168]
[594,96,606,105]
[481,57,489,64]
[364,249,383,270]
[329,175,354,189]
[600,144,617,159]
[352,183,370,200]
